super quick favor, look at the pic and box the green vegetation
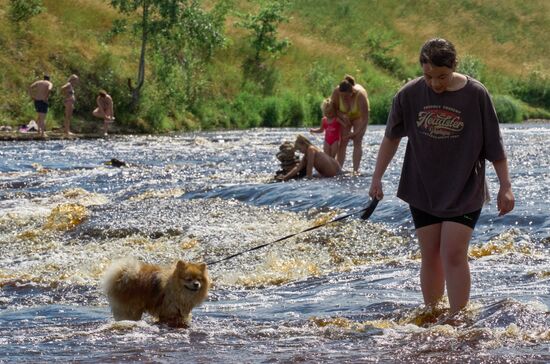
[7,0,43,23]
[0,0,548,132]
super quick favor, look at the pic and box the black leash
[206,198,379,266]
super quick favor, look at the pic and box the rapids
[0,125,548,362]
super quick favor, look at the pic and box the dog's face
[175,261,209,292]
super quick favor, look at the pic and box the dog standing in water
[102,258,210,328]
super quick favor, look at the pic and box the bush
[261,97,282,127]
[364,31,411,80]
[512,71,550,109]
[369,93,393,125]
[189,98,230,130]
[492,95,523,123]
[305,94,324,127]
[8,0,43,23]
[229,92,262,128]
[306,62,337,97]
[280,94,305,127]
[458,55,485,82]
[242,58,280,96]
[2,89,37,126]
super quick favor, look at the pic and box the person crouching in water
[277,134,341,181]
[309,98,344,158]
[92,90,115,136]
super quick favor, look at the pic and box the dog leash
[206,198,379,266]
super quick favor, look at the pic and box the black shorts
[34,100,49,114]
[409,205,481,230]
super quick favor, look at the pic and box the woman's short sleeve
[385,93,407,139]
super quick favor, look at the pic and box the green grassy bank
[0,0,548,133]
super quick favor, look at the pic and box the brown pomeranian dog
[102,258,210,327]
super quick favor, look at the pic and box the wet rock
[105,158,128,167]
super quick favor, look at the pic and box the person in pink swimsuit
[310,98,345,158]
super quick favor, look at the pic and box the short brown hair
[419,38,457,68]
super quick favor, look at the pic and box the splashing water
[0,126,549,362]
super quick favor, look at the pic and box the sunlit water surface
[0,125,549,363]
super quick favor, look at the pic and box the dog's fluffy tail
[101,257,142,296]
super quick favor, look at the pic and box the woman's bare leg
[37,113,46,136]
[417,224,445,306]
[64,103,73,134]
[337,125,351,168]
[352,136,363,173]
[440,221,473,314]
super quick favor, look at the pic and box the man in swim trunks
[29,75,53,137]
[61,74,79,136]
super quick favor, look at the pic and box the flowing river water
[0,125,548,363]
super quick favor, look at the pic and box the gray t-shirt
[385,76,506,217]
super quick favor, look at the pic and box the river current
[0,125,548,363]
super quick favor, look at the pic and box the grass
[0,0,548,130]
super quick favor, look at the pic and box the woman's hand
[341,116,351,128]
[341,127,353,141]
[369,177,384,201]
[497,185,515,216]
[492,159,514,216]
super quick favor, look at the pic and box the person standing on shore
[330,75,370,175]
[368,38,515,318]
[92,90,115,136]
[61,74,79,135]
[29,74,53,137]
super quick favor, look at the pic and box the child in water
[277,134,341,181]
[309,98,343,158]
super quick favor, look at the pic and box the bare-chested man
[92,90,115,136]
[61,74,79,135]
[29,75,53,137]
